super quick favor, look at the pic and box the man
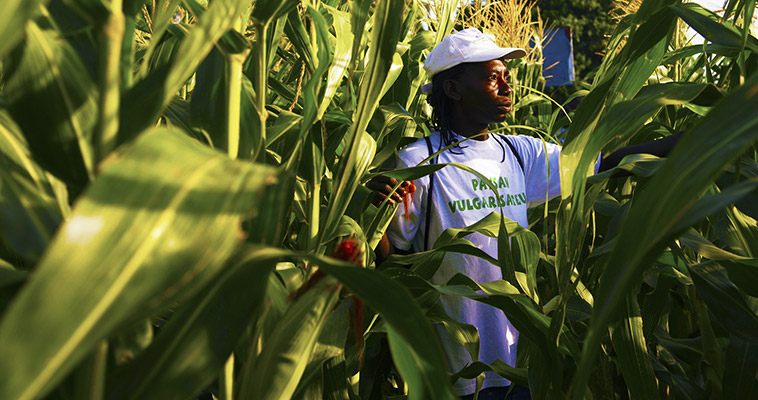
[371,28,680,399]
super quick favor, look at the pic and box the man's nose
[498,78,511,95]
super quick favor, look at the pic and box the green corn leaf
[0,128,279,400]
[387,325,430,400]
[3,22,98,190]
[669,179,758,234]
[719,259,758,297]
[442,274,581,359]
[291,301,350,399]
[349,0,372,77]
[137,0,183,78]
[320,354,352,400]
[284,9,315,74]
[671,2,758,53]
[0,0,48,60]
[633,0,678,23]
[689,262,758,342]
[723,335,758,399]
[563,82,717,199]
[377,51,405,103]
[572,72,758,398]
[318,5,353,119]
[239,277,340,399]
[238,272,342,400]
[651,345,707,399]
[641,266,678,339]
[0,110,64,267]
[189,48,226,149]
[265,111,303,147]
[119,0,252,142]
[678,229,749,261]
[725,206,758,257]
[321,0,405,243]
[610,293,658,399]
[426,303,480,362]
[588,154,666,183]
[510,229,541,301]
[251,0,300,26]
[369,103,417,168]
[106,246,278,400]
[452,360,528,387]
[662,43,740,64]
[316,261,457,399]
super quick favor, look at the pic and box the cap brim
[469,47,526,62]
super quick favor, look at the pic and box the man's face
[452,59,513,127]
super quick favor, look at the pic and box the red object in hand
[289,237,363,301]
[403,180,416,221]
[331,237,363,266]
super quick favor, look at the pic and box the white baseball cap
[422,28,526,92]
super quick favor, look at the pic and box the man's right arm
[599,131,685,173]
[367,174,413,266]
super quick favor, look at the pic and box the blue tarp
[542,27,575,87]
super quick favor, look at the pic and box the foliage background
[0,0,757,399]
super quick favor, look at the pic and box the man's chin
[493,113,508,122]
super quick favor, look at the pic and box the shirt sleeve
[510,136,563,203]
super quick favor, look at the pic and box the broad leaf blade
[119,0,252,142]
[689,262,758,342]
[0,0,48,60]
[317,261,457,399]
[0,111,63,266]
[106,246,278,400]
[3,22,98,189]
[610,294,658,399]
[0,128,278,400]
[573,72,758,396]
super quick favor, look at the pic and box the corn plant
[1,0,757,399]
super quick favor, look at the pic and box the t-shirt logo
[447,176,527,213]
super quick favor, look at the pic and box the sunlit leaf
[0,129,278,400]
[3,22,98,190]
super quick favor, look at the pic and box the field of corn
[1,0,757,399]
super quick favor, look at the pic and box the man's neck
[449,120,489,141]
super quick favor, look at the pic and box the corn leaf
[572,72,758,398]
[723,335,758,399]
[238,272,341,400]
[3,22,97,189]
[0,111,63,266]
[106,247,278,400]
[0,128,278,400]
[671,2,758,53]
[318,5,353,119]
[689,262,758,342]
[321,0,405,243]
[318,261,457,399]
[0,0,48,60]
[610,293,658,399]
[119,0,252,142]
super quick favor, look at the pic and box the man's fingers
[367,178,406,202]
[371,192,396,206]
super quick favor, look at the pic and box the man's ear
[443,79,461,101]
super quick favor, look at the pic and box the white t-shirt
[386,131,562,395]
